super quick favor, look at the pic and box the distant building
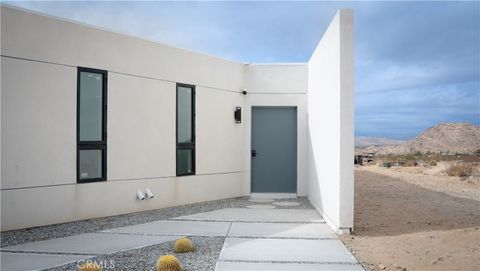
[354,155,363,165]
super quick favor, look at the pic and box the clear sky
[5,1,479,139]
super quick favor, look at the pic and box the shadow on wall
[306,131,324,215]
[353,170,480,237]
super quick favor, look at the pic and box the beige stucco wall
[0,7,244,92]
[1,6,353,233]
[196,87,245,175]
[1,173,244,230]
[1,57,77,189]
[107,73,176,180]
[0,6,246,231]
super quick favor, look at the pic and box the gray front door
[251,107,297,193]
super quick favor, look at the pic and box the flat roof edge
[1,3,245,65]
[1,4,315,67]
[245,63,307,66]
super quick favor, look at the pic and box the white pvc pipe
[145,188,154,199]
[136,189,145,200]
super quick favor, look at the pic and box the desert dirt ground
[341,167,480,271]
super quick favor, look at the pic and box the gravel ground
[1,197,312,247]
[45,236,225,271]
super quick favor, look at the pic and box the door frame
[250,106,298,195]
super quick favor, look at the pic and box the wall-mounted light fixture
[234,107,242,123]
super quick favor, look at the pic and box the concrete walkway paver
[245,204,276,209]
[2,233,177,255]
[0,252,93,271]
[272,201,301,206]
[248,198,274,203]
[215,262,365,271]
[218,238,358,263]
[208,206,364,271]
[227,222,337,239]
[1,203,363,271]
[172,208,324,223]
[101,220,231,237]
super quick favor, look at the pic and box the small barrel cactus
[174,237,194,253]
[156,255,181,271]
[78,262,102,271]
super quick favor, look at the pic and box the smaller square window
[79,149,103,180]
[177,149,194,175]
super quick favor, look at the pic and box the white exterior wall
[0,7,243,92]
[1,58,77,189]
[196,87,245,175]
[307,9,354,233]
[243,64,308,196]
[1,6,354,232]
[107,73,176,180]
[1,6,246,231]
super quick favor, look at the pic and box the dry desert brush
[156,255,181,271]
[445,162,476,177]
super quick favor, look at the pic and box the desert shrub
[383,162,392,168]
[156,255,181,271]
[445,163,475,177]
[403,160,418,167]
[78,262,102,271]
[429,161,437,166]
[174,237,194,253]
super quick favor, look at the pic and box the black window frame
[77,67,108,183]
[176,83,196,176]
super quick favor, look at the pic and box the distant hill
[358,122,480,155]
[355,136,405,148]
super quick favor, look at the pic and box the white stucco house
[1,6,354,234]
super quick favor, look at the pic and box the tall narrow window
[77,67,107,182]
[176,83,195,176]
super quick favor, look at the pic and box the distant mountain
[355,136,405,148]
[358,122,480,155]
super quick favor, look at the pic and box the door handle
[251,149,257,157]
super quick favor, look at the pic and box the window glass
[176,84,195,176]
[177,86,192,144]
[177,149,193,175]
[79,149,102,180]
[77,68,107,183]
[79,72,103,141]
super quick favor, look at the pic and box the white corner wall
[307,9,354,233]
